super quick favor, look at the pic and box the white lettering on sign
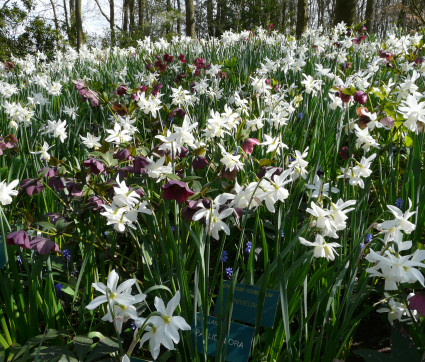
[195,328,244,349]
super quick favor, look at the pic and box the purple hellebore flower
[39,167,58,178]
[152,82,163,97]
[380,116,394,128]
[354,91,367,105]
[73,80,85,90]
[48,177,66,191]
[66,182,83,197]
[83,159,105,174]
[114,149,131,161]
[6,230,31,249]
[221,168,238,181]
[117,166,133,178]
[154,60,167,72]
[338,88,352,103]
[162,180,194,204]
[3,134,18,148]
[178,54,187,63]
[117,85,127,96]
[193,57,206,69]
[177,147,189,159]
[163,53,174,63]
[175,72,187,82]
[30,237,61,255]
[241,138,260,154]
[339,147,350,160]
[85,90,100,107]
[181,199,211,221]
[193,156,209,170]
[169,107,186,120]
[133,156,149,175]
[87,196,105,210]
[134,188,145,197]
[257,166,283,179]
[20,178,44,196]
[409,293,425,317]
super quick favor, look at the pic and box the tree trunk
[185,0,195,37]
[165,0,171,34]
[281,0,287,31]
[138,0,144,32]
[334,0,356,26]
[69,0,76,46]
[289,0,296,32]
[63,0,70,39]
[75,0,83,50]
[397,0,408,30]
[216,0,221,36]
[110,0,116,45]
[207,0,213,36]
[129,0,135,33]
[70,0,75,25]
[319,0,324,27]
[270,0,280,28]
[177,0,181,34]
[123,0,129,33]
[295,0,308,38]
[216,0,226,36]
[49,0,59,37]
[365,0,374,32]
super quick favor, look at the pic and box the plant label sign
[215,281,279,328]
[192,313,254,362]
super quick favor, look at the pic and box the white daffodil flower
[86,269,138,310]
[305,175,339,198]
[0,179,19,205]
[80,132,101,149]
[299,234,341,261]
[30,141,53,162]
[377,198,416,243]
[149,291,191,344]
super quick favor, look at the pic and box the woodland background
[0,0,425,60]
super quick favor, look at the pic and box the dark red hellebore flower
[117,85,127,96]
[354,91,367,105]
[161,180,194,204]
[338,88,351,103]
[193,156,209,170]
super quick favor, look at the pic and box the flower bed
[1,23,425,361]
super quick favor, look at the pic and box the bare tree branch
[93,0,123,30]
[1,0,12,11]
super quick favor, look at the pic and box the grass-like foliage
[1,23,425,361]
